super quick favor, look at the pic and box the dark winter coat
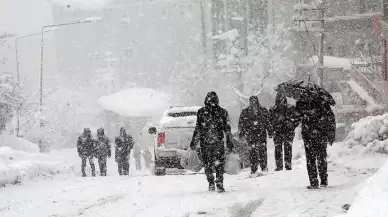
[190,92,233,150]
[269,94,301,141]
[115,134,134,162]
[77,134,95,157]
[95,135,111,158]
[238,97,271,145]
[296,98,336,145]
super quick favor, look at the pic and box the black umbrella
[275,80,308,99]
[305,83,336,106]
[275,80,336,106]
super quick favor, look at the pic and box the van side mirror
[148,127,157,135]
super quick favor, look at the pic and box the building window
[359,0,366,14]
[384,0,388,20]
[124,47,133,58]
[161,5,167,18]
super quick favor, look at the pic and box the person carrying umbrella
[277,81,336,189]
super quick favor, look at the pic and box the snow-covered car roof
[158,106,201,128]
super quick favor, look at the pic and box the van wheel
[155,167,166,176]
[154,160,166,176]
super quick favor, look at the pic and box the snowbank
[336,159,388,217]
[97,88,172,117]
[0,147,74,187]
[0,135,39,153]
[344,113,388,154]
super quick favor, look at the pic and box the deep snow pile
[0,147,74,187]
[335,159,388,217]
[0,135,40,153]
[344,113,388,155]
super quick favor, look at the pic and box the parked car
[148,106,202,176]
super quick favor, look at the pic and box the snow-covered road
[1,142,385,217]
[0,165,378,217]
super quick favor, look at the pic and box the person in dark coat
[296,94,336,189]
[77,128,96,177]
[269,93,301,171]
[115,127,134,176]
[190,91,234,192]
[95,128,111,176]
[238,96,271,175]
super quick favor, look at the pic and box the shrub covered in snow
[344,113,388,154]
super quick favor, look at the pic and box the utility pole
[267,0,273,55]
[317,0,325,86]
[293,0,325,86]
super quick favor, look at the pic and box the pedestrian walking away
[95,128,111,176]
[77,128,96,177]
[190,91,234,192]
[269,93,300,171]
[238,96,271,176]
[296,94,336,189]
[115,127,134,176]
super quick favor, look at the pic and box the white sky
[0,0,53,36]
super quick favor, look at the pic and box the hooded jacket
[238,96,271,144]
[190,92,233,150]
[269,93,301,140]
[77,129,95,157]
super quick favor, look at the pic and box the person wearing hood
[115,127,134,176]
[238,96,270,175]
[269,93,301,171]
[190,91,234,192]
[77,128,96,177]
[296,94,336,189]
[95,128,111,176]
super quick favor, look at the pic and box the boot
[82,173,87,177]
[307,185,319,190]
[209,183,215,192]
[274,168,283,172]
[216,183,225,193]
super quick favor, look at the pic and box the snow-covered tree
[215,25,295,109]
[0,72,22,132]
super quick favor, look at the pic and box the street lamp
[39,17,103,114]
[14,30,56,137]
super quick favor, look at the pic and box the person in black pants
[190,92,234,192]
[115,127,134,176]
[296,95,336,189]
[238,96,271,175]
[77,128,96,177]
[269,93,300,171]
[95,128,111,176]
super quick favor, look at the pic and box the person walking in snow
[269,93,301,171]
[190,91,234,192]
[238,96,271,176]
[77,128,96,177]
[115,127,134,176]
[95,128,111,176]
[296,94,336,189]
[133,143,142,171]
